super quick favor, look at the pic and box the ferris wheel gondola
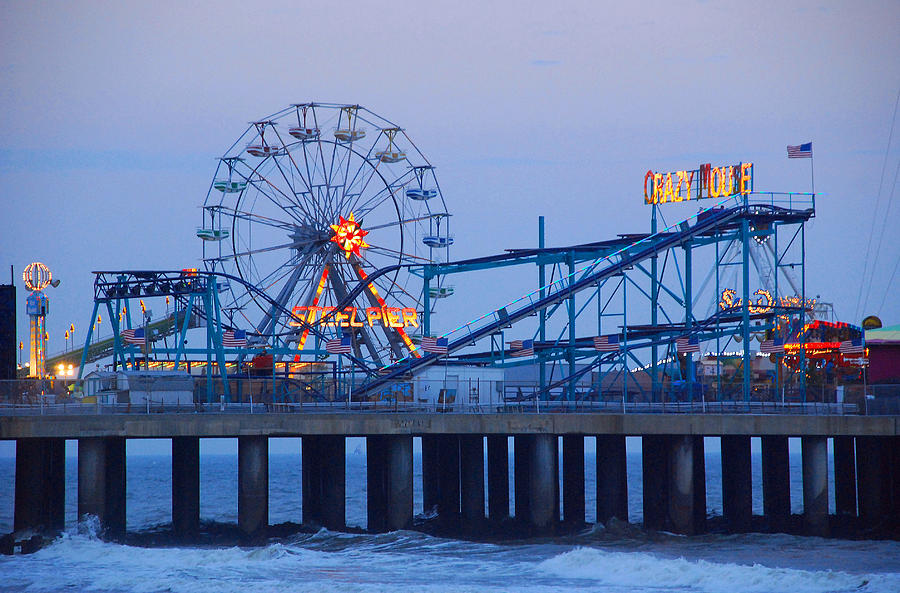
[201,102,453,367]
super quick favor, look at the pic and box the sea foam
[538,546,896,593]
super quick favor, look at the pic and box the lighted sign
[290,306,419,328]
[23,262,52,291]
[330,213,369,259]
[718,288,815,314]
[644,162,753,205]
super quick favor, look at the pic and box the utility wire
[876,158,900,314]
[856,85,900,320]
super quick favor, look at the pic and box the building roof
[866,325,900,344]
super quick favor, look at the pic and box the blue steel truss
[362,191,815,403]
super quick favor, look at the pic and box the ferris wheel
[200,103,453,367]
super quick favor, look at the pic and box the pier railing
[0,376,886,415]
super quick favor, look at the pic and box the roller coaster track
[356,202,790,395]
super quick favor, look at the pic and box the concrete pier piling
[856,436,892,526]
[78,437,126,536]
[367,435,413,532]
[721,435,752,531]
[596,434,628,524]
[513,435,532,521]
[833,436,857,517]
[459,435,485,529]
[643,435,705,535]
[172,437,200,536]
[525,434,558,530]
[77,438,105,524]
[302,435,346,530]
[486,435,509,521]
[562,435,585,525]
[801,436,829,536]
[761,435,790,530]
[642,435,668,531]
[421,435,440,513]
[670,435,706,535]
[435,434,461,521]
[14,438,65,533]
[238,436,268,537]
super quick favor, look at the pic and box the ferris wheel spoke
[261,159,318,225]
[365,214,434,232]
[357,253,423,308]
[211,205,295,231]
[339,135,380,212]
[212,238,322,263]
[242,249,304,297]
[342,161,386,216]
[326,263,387,367]
[343,153,412,216]
[270,128,315,196]
[246,174,306,225]
[364,244,431,264]
[255,255,310,336]
[348,184,397,219]
[328,146,358,221]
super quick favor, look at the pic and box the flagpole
[810,151,815,196]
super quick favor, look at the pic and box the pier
[4,411,899,539]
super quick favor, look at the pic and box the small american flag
[759,338,785,353]
[421,336,449,354]
[593,334,620,352]
[676,336,700,353]
[839,339,865,354]
[787,142,813,158]
[509,339,534,357]
[223,329,247,347]
[326,336,352,354]
[121,328,145,345]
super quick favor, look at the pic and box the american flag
[326,336,352,354]
[120,328,145,345]
[421,336,449,354]
[840,339,865,354]
[676,336,700,353]
[593,334,620,352]
[759,338,785,353]
[509,339,534,357]
[787,142,813,158]
[223,329,247,347]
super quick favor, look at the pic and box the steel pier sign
[290,306,419,329]
[644,162,753,205]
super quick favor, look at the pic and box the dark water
[1,439,898,592]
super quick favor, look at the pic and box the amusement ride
[57,102,865,406]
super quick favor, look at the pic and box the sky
[1,0,899,364]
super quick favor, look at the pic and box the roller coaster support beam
[77,301,99,380]
[567,249,576,401]
[741,215,752,402]
[651,205,659,401]
[539,217,547,396]
[684,233,694,401]
[423,272,431,337]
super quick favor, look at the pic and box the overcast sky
[1,0,899,359]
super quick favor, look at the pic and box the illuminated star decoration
[330,213,369,259]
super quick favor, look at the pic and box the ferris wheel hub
[329,213,369,259]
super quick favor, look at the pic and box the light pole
[144,309,153,371]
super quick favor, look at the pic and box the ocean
[1,439,899,593]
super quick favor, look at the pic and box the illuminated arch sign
[290,306,419,329]
[644,162,753,205]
